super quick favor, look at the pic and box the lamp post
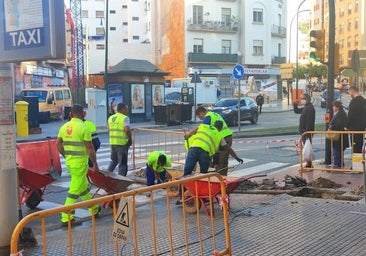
[190,71,201,121]
[295,0,308,101]
[104,0,109,118]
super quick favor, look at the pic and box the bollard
[15,101,29,137]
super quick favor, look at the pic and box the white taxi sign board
[112,198,133,244]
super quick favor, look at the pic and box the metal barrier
[11,173,232,256]
[131,128,187,170]
[299,130,366,176]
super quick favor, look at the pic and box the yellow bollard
[15,101,29,137]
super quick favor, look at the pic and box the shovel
[48,139,60,180]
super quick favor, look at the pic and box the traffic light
[334,43,339,75]
[309,29,325,62]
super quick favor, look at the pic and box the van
[19,86,72,122]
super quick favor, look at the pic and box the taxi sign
[112,198,133,244]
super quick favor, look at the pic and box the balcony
[187,19,238,33]
[271,25,286,38]
[188,52,238,64]
[272,56,286,64]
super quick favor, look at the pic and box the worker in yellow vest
[188,106,234,175]
[146,151,172,186]
[107,103,132,176]
[56,104,101,226]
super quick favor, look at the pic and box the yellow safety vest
[206,111,233,138]
[108,113,129,145]
[147,151,172,173]
[191,124,221,157]
[84,119,98,139]
[57,118,90,165]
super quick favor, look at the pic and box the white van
[19,86,72,122]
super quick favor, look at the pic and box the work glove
[237,158,244,164]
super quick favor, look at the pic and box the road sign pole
[238,79,241,132]
[232,64,245,132]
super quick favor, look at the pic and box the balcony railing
[188,52,238,63]
[271,25,286,38]
[272,56,286,64]
[187,20,238,33]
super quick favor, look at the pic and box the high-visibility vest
[147,151,172,173]
[206,111,233,138]
[84,119,98,139]
[108,113,129,145]
[190,124,221,157]
[58,118,90,165]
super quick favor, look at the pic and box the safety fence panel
[131,128,187,170]
[298,130,366,176]
[11,173,232,256]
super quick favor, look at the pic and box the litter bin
[22,96,39,129]
[63,106,72,121]
[15,101,29,137]
[167,104,182,125]
[181,104,192,122]
[153,105,167,124]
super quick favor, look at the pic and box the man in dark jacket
[256,93,264,114]
[294,93,316,168]
[345,86,366,153]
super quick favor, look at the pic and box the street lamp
[190,71,201,121]
[104,0,109,118]
[295,0,308,101]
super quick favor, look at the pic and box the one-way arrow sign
[233,64,244,79]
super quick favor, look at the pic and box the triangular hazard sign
[116,202,129,228]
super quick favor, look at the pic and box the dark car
[321,89,341,108]
[208,97,259,126]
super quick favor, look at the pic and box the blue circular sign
[233,64,244,79]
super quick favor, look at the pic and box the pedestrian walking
[345,86,366,153]
[256,92,264,114]
[194,106,233,175]
[177,121,243,205]
[56,104,101,226]
[83,113,101,168]
[328,100,349,167]
[107,103,132,176]
[145,151,172,186]
[293,93,315,168]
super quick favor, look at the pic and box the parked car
[321,89,341,108]
[208,97,258,126]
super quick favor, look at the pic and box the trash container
[22,96,39,129]
[181,104,192,122]
[15,101,29,137]
[153,105,167,124]
[167,104,182,125]
[63,106,72,121]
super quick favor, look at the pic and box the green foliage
[294,63,328,82]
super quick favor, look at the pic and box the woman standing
[329,100,349,167]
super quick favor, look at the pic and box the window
[347,37,351,48]
[96,10,104,18]
[96,44,105,49]
[339,7,344,16]
[253,40,263,55]
[122,22,128,26]
[348,3,352,14]
[355,35,359,48]
[133,35,140,40]
[82,10,88,18]
[110,10,116,14]
[193,38,203,53]
[55,90,63,101]
[347,20,352,31]
[355,18,358,29]
[339,24,344,33]
[221,8,231,25]
[122,5,127,8]
[253,9,263,23]
[96,27,105,35]
[63,90,71,100]
[222,40,231,54]
[123,38,128,43]
[355,0,359,12]
[132,17,139,21]
[193,5,203,25]
[110,27,116,31]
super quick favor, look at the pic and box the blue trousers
[146,164,166,186]
[184,147,211,175]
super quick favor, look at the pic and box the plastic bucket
[352,153,363,171]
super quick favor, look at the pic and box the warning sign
[112,198,133,244]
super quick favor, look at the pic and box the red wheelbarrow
[182,174,266,216]
[87,169,136,208]
[16,139,62,209]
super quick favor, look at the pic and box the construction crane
[67,0,85,91]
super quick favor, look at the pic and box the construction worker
[189,106,234,175]
[107,103,132,176]
[176,121,243,205]
[146,151,172,186]
[56,104,101,227]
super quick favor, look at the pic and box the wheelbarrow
[87,169,136,208]
[182,174,266,216]
[16,139,62,209]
